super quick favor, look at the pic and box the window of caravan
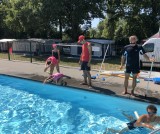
[143,43,154,52]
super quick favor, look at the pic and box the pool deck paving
[0,59,160,104]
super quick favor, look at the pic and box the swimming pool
[0,75,159,134]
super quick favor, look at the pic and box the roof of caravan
[0,39,17,42]
[86,39,115,44]
[0,38,62,44]
[27,38,61,44]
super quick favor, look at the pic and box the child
[44,56,58,75]
[52,44,60,72]
[105,105,160,134]
[43,72,71,86]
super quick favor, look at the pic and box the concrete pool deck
[0,59,160,104]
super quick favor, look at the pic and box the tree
[104,0,160,40]
[42,0,105,41]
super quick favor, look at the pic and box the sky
[81,18,102,29]
[91,18,101,28]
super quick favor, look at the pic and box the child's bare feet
[122,91,130,95]
[80,82,88,85]
[131,90,135,96]
[88,85,92,89]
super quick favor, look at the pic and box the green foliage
[89,28,97,38]
[0,0,160,41]
[90,0,160,42]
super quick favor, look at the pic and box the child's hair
[147,105,157,113]
[47,60,51,65]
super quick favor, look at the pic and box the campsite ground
[0,53,120,70]
[0,59,160,104]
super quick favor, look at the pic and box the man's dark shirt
[122,44,146,69]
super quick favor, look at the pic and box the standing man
[78,35,92,88]
[120,35,154,96]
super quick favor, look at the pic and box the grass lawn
[0,52,121,71]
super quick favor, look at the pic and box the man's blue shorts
[125,67,140,74]
[81,61,90,71]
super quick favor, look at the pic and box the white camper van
[140,38,160,68]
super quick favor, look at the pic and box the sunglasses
[148,111,156,115]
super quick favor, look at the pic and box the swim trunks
[127,120,144,130]
[127,120,137,130]
[81,61,90,71]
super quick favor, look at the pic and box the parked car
[140,38,160,68]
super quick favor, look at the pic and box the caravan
[140,38,160,68]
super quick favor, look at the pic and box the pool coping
[1,73,160,105]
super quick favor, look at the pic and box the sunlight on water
[0,85,73,134]
[0,85,151,134]
[0,75,158,134]
[0,85,106,133]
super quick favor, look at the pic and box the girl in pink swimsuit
[52,73,64,81]
[44,56,58,75]
[43,73,71,85]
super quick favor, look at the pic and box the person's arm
[79,53,82,65]
[52,50,54,56]
[45,61,48,67]
[119,47,126,70]
[43,76,51,83]
[43,78,48,84]
[120,56,126,70]
[135,115,154,129]
[43,76,54,84]
[58,50,60,62]
[143,54,154,62]
[154,116,160,123]
[140,45,154,62]
[87,43,92,66]
[63,75,71,79]
[44,63,52,72]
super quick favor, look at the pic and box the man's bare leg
[123,73,130,94]
[86,71,92,87]
[131,73,138,96]
[81,70,87,85]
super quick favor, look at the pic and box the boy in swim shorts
[105,105,160,134]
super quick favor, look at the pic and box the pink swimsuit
[47,56,58,65]
[52,73,64,81]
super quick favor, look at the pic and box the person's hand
[145,124,154,130]
[43,81,46,84]
[87,62,90,67]
[79,60,81,65]
[149,58,155,62]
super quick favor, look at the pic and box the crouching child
[43,73,71,86]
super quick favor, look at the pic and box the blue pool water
[0,75,160,134]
